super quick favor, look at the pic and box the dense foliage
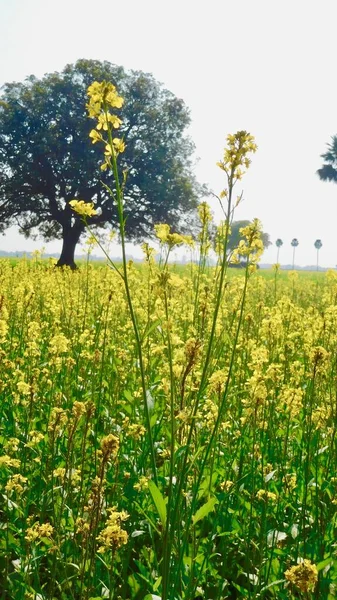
[317,136,337,184]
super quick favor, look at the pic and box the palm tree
[291,238,299,270]
[317,136,337,183]
[314,239,323,271]
[275,238,283,263]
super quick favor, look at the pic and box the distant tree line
[273,238,323,271]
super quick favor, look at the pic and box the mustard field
[1,257,337,600]
[0,87,334,600]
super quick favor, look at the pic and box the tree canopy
[317,136,337,183]
[0,59,202,266]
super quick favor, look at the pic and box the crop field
[1,85,336,600]
[1,256,337,600]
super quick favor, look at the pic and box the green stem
[172,258,251,598]
[161,289,177,596]
[103,105,158,484]
[161,171,235,600]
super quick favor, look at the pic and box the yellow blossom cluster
[256,489,277,502]
[123,418,146,440]
[5,473,27,494]
[285,559,318,592]
[25,522,54,543]
[87,80,125,171]
[100,433,119,461]
[0,455,21,469]
[48,332,69,355]
[134,475,149,491]
[26,431,44,447]
[154,223,194,249]
[217,131,257,182]
[69,199,97,218]
[5,437,20,453]
[220,480,234,492]
[231,219,264,265]
[96,506,129,552]
[48,407,68,435]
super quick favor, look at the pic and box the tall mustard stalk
[161,133,259,600]
[70,81,158,484]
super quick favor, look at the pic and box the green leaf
[141,318,162,342]
[260,579,286,593]
[148,480,167,528]
[317,557,333,572]
[232,582,249,595]
[134,501,160,534]
[153,576,162,591]
[192,497,218,526]
[197,471,218,499]
[123,389,133,402]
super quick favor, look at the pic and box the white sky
[1,0,337,266]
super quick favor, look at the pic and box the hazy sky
[1,0,337,266]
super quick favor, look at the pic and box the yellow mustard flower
[87,81,124,117]
[89,129,103,144]
[154,223,194,248]
[217,131,257,181]
[100,434,119,461]
[256,489,277,502]
[134,475,149,491]
[25,522,54,543]
[5,473,28,494]
[0,455,21,469]
[220,480,234,492]
[285,559,318,593]
[69,200,97,217]
[96,506,129,552]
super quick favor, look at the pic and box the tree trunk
[56,226,82,269]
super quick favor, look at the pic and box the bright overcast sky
[1,0,337,266]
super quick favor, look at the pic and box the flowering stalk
[162,132,258,600]
[193,202,213,330]
[171,235,262,598]
[71,82,158,485]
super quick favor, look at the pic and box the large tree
[0,59,202,267]
[317,136,337,184]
